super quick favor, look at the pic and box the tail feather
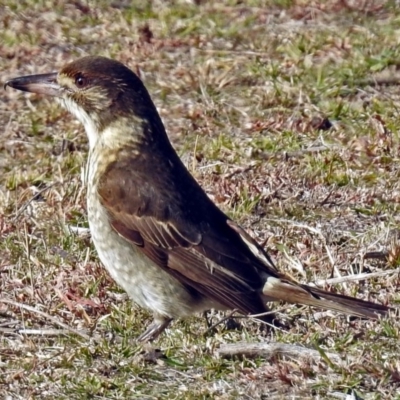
[262,276,389,319]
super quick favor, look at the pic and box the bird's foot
[137,316,172,343]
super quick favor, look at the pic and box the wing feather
[97,153,273,316]
[97,151,390,321]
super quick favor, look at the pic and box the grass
[1,0,400,398]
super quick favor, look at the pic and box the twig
[0,298,91,340]
[363,251,389,261]
[319,188,335,206]
[11,183,57,223]
[261,145,333,161]
[223,164,256,179]
[204,309,239,334]
[218,342,342,363]
[0,318,19,327]
[311,268,400,286]
[198,49,272,56]
[0,327,80,337]
[20,328,81,336]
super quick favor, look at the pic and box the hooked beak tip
[4,72,60,97]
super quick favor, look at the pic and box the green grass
[1,0,400,398]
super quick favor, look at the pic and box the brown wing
[97,146,391,321]
[97,147,279,316]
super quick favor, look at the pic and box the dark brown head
[5,56,164,148]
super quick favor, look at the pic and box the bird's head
[5,56,163,148]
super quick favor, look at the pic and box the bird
[4,56,390,342]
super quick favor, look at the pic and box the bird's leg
[137,314,173,343]
[203,310,212,328]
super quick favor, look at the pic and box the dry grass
[1,0,400,398]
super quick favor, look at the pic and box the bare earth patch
[0,1,399,399]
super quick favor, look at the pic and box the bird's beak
[4,72,60,97]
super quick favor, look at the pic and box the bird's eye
[75,75,87,88]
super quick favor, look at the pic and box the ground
[0,1,399,399]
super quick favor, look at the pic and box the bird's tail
[262,276,389,319]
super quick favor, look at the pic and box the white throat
[58,97,99,149]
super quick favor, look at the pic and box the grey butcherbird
[5,56,390,342]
